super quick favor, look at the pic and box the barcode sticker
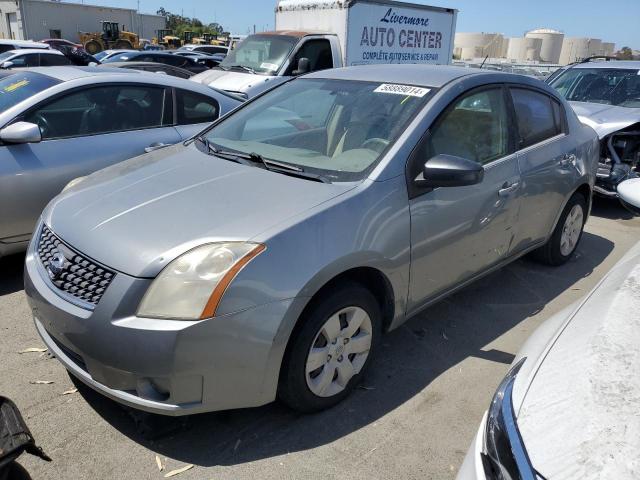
[374,84,430,97]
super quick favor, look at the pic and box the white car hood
[515,243,640,479]
[570,101,640,138]
[190,69,287,96]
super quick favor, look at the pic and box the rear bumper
[24,239,302,416]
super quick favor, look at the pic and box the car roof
[571,60,640,70]
[4,48,63,55]
[26,66,141,81]
[305,64,487,88]
[0,39,49,48]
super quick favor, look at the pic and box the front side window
[205,78,431,181]
[220,34,299,74]
[176,90,219,125]
[510,88,561,149]
[549,67,640,108]
[288,39,333,74]
[427,88,510,165]
[25,85,170,139]
[39,54,72,66]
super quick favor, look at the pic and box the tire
[279,282,381,413]
[84,40,102,55]
[533,192,587,266]
[114,40,133,50]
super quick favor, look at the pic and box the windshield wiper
[226,64,257,74]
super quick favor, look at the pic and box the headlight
[62,176,87,192]
[137,242,265,320]
[482,358,537,480]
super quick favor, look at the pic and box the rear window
[0,72,60,112]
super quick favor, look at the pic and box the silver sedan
[0,66,241,257]
[25,64,598,415]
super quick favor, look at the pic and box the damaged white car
[548,60,640,201]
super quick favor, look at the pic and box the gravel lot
[1,199,639,480]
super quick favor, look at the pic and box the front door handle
[145,143,172,153]
[498,182,520,197]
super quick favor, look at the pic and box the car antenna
[480,55,489,69]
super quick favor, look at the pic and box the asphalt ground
[1,198,639,480]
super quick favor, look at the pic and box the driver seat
[332,115,389,157]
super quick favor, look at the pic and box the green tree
[617,46,633,60]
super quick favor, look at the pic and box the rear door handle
[145,143,172,153]
[498,182,520,197]
[559,154,576,168]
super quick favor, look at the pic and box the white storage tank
[559,37,601,64]
[525,28,564,63]
[454,32,505,60]
[506,37,542,62]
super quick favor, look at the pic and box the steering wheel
[360,137,390,153]
[32,113,54,138]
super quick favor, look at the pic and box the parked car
[618,177,640,215]
[548,59,640,202]
[41,38,83,50]
[99,61,195,79]
[0,49,73,68]
[0,39,49,54]
[179,44,229,56]
[457,233,640,480]
[102,51,209,74]
[92,49,135,62]
[24,65,598,416]
[173,50,223,68]
[0,66,241,258]
[56,45,100,66]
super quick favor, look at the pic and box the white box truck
[191,0,457,98]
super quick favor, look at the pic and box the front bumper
[457,412,488,480]
[24,237,302,416]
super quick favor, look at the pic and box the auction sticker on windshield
[374,84,430,97]
[3,79,29,93]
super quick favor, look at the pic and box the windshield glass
[102,52,136,62]
[550,67,640,108]
[219,34,298,74]
[0,51,16,62]
[93,51,110,61]
[0,72,59,111]
[205,78,432,181]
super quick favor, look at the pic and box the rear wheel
[279,283,381,412]
[84,40,102,55]
[114,40,133,50]
[533,192,587,266]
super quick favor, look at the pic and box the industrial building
[454,27,616,65]
[0,0,165,43]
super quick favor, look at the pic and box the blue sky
[88,0,639,49]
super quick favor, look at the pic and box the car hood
[570,101,640,138]
[515,242,640,480]
[190,68,287,96]
[44,144,355,278]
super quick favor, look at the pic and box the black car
[102,51,209,74]
[172,51,224,69]
[98,61,194,79]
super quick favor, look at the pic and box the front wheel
[533,192,587,266]
[279,283,381,412]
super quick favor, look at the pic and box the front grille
[37,225,116,307]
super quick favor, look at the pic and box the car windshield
[219,34,298,74]
[0,51,16,62]
[550,67,640,108]
[0,72,59,111]
[93,51,110,61]
[102,52,136,62]
[205,78,433,181]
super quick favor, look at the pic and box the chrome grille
[37,225,115,307]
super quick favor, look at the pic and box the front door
[0,84,181,243]
[407,86,520,313]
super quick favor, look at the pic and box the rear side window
[510,88,562,149]
[0,45,13,54]
[40,54,72,66]
[176,89,219,125]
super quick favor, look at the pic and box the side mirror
[415,154,484,188]
[292,57,310,76]
[618,178,640,216]
[1,61,14,69]
[0,122,42,144]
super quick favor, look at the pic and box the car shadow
[591,196,634,220]
[73,231,613,467]
[0,253,25,296]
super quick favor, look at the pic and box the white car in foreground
[458,184,640,480]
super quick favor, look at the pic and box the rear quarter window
[176,89,219,125]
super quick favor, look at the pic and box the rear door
[508,86,575,252]
[407,86,521,312]
[0,83,181,241]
